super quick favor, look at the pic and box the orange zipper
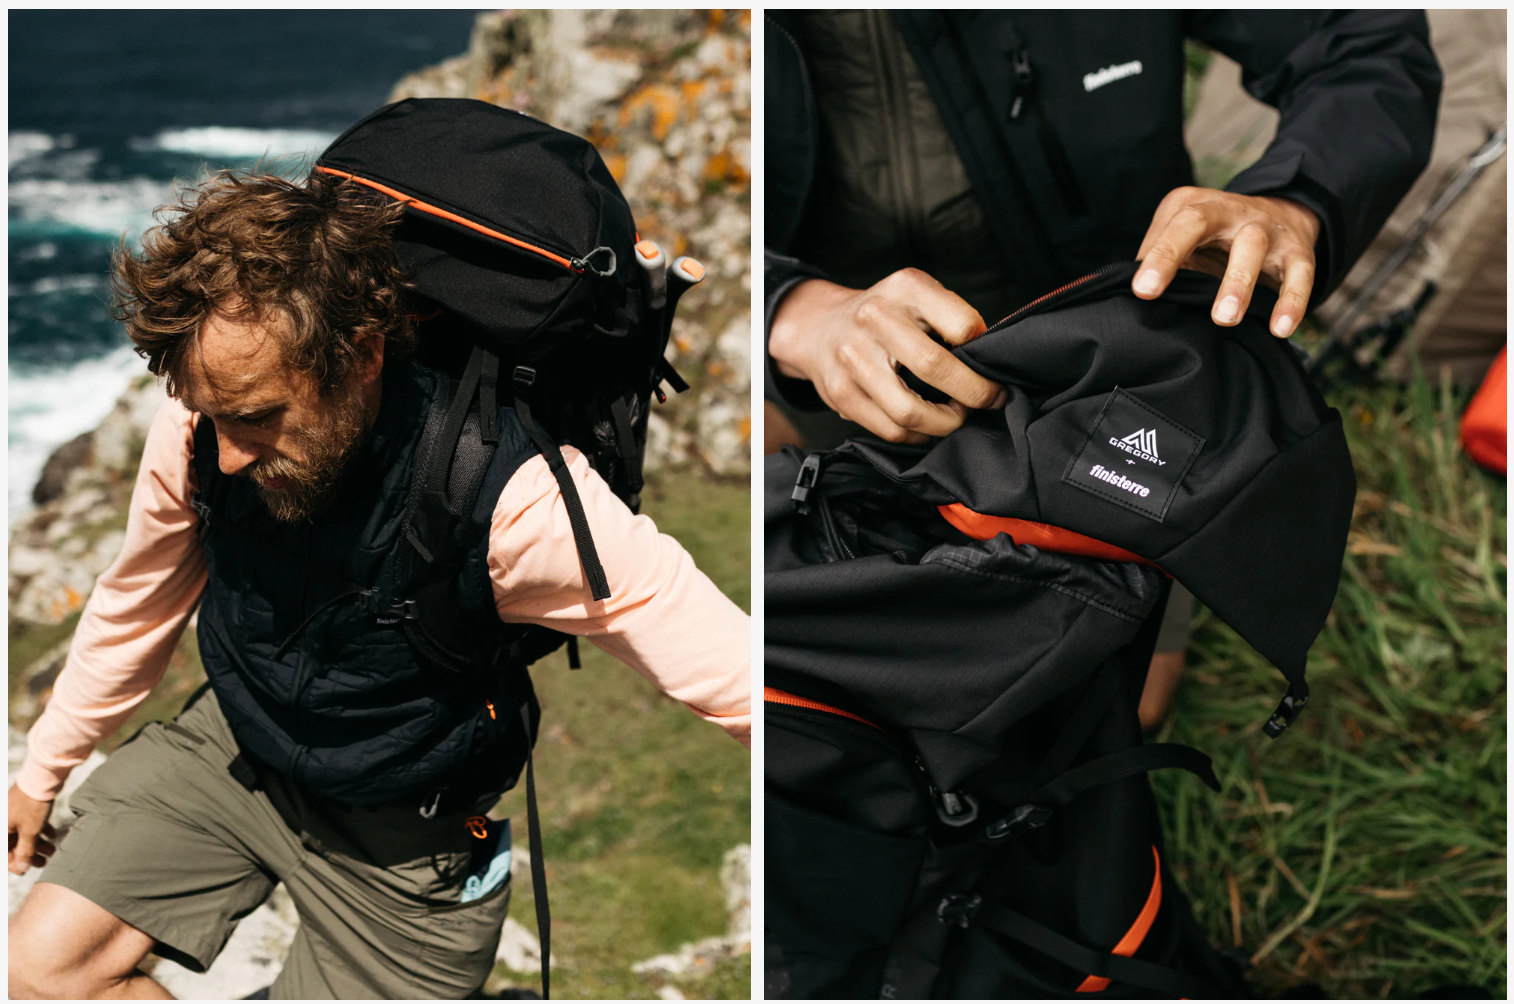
[1075,845,1163,992]
[764,687,886,733]
[314,166,583,274]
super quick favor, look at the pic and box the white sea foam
[146,126,336,161]
[9,345,146,523]
[8,131,69,167]
[10,274,108,297]
[9,176,178,240]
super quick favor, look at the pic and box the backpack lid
[836,261,1355,706]
[315,98,639,359]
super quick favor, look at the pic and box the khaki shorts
[41,689,513,1000]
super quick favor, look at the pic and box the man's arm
[488,448,751,747]
[1185,10,1442,305]
[15,398,207,802]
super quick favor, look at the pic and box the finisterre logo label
[1062,387,1205,523]
[1088,464,1151,498]
[1112,428,1164,465]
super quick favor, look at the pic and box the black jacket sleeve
[763,250,830,410]
[1185,10,1442,303]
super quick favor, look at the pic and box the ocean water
[8,10,481,521]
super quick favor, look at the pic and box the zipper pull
[791,454,823,514]
[1009,48,1034,120]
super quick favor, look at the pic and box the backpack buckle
[984,803,1052,840]
[1263,684,1309,738]
[513,366,537,395]
[935,791,979,827]
[376,599,419,625]
[936,893,982,928]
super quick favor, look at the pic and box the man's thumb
[10,828,35,874]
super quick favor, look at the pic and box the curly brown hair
[111,170,415,398]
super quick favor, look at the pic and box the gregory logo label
[1062,387,1205,523]
[1111,428,1164,465]
[1083,60,1143,93]
[1088,464,1150,498]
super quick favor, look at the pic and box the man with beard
[7,172,751,1000]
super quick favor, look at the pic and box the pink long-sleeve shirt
[17,397,751,802]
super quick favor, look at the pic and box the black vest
[191,359,546,809]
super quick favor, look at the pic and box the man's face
[180,309,381,522]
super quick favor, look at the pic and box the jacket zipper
[313,166,611,276]
[1000,28,1088,216]
[765,687,887,733]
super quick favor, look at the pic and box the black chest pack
[765,264,1356,998]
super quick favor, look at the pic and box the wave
[8,345,147,523]
[145,126,337,161]
[8,131,70,167]
[9,273,109,297]
[8,176,177,240]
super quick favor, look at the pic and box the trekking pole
[1307,123,1506,375]
[634,238,667,311]
[666,255,706,317]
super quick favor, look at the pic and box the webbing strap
[1025,660,1121,795]
[514,369,611,601]
[520,703,552,999]
[608,397,644,493]
[976,904,1230,999]
[1029,744,1220,808]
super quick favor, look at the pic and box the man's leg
[12,693,286,998]
[1140,582,1196,730]
[8,882,169,1000]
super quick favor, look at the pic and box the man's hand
[8,784,57,875]
[1132,187,1321,338]
[768,269,1005,443]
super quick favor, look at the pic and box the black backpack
[764,264,1355,998]
[314,98,702,999]
[316,97,697,649]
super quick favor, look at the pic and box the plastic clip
[792,454,822,514]
[1263,684,1310,738]
[936,893,982,929]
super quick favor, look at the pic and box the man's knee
[9,882,155,999]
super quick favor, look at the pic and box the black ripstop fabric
[840,261,1356,687]
[192,359,549,809]
[316,98,640,360]
[764,470,1244,996]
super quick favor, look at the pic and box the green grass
[1151,364,1506,998]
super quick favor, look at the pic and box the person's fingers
[1211,223,1271,326]
[1133,201,1211,300]
[893,271,989,347]
[10,829,34,875]
[832,381,929,445]
[859,352,972,438]
[878,322,1003,411]
[1270,252,1315,338]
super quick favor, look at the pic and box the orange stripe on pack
[939,504,1165,571]
[314,166,581,273]
[1076,845,1164,993]
[764,687,885,733]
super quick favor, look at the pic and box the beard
[244,385,373,523]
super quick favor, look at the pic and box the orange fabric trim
[314,166,581,273]
[764,687,884,733]
[466,815,490,839]
[939,504,1165,571]
[1076,846,1163,993]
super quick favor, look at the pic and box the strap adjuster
[512,365,537,395]
[1263,685,1310,738]
[937,893,982,928]
[935,791,980,827]
[984,804,1052,840]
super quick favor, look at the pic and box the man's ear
[356,331,385,385]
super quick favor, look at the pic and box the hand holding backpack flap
[764,263,1355,998]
